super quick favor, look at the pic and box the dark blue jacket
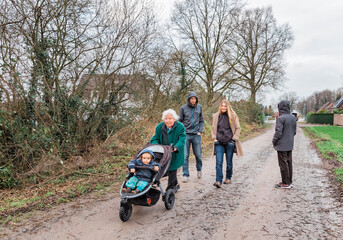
[179,91,204,134]
[272,100,297,151]
[127,149,161,182]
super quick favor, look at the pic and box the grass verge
[0,156,130,226]
[303,126,343,188]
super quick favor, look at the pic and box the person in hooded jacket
[272,100,297,189]
[122,149,160,194]
[179,91,205,182]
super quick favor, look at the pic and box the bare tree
[335,87,343,100]
[227,7,293,103]
[170,0,242,106]
[296,88,343,114]
[278,91,299,112]
[295,97,307,115]
[0,0,158,173]
[144,45,179,113]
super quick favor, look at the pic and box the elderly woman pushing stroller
[119,108,186,222]
[150,108,186,192]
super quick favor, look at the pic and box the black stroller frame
[119,144,176,222]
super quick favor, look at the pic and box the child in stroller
[119,143,176,222]
[122,149,160,194]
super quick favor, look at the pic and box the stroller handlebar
[169,143,175,152]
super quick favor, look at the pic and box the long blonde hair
[218,100,235,125]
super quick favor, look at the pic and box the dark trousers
[277,151,293,185]
[166,170,178,191]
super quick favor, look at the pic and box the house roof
[317,102,333,112]
[76,73,146,97]
[333,96,343,108]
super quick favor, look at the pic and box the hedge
[307,113,333,125]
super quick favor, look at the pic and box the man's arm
[198,106,204,133]
[179,107,184,123]
[272,118,284,146]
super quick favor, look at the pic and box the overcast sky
[155,0,343,105]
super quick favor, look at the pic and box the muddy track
[2,125,342,239]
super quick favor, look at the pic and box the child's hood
[138,149,155,161]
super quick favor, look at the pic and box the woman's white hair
[162,109,180,121]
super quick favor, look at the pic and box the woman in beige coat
[212,100,243,188]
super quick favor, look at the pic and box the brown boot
[132,189,140,194]
[122,187,132,193]
[223,179,231,184]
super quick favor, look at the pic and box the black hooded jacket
[179,91,204,134]
[272,100,297,151]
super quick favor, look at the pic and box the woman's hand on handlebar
[130,168,135,173]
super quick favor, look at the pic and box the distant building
[317,97,343,113]
[77,73,147,108]
[333,96,343,111]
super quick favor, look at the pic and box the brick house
[317,96,343,113]
[77,73,148,108]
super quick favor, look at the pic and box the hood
[278,100,291,115]
[138,149,155,161]
[187,91,198,107]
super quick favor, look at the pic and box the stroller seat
[119,144,175,222]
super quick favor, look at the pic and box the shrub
[232,101,265,124]
[0,165,18,189]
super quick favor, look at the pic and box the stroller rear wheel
[164,189,175,210]
[119,203,132,222]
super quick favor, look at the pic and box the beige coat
[211,112,243,157]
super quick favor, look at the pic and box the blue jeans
[125,176,149,192]
[182,134,203,177]
[215,141,235,183]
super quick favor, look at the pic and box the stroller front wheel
[119,203,132,222]
[164,189,175,210]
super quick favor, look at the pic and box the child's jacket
[127,149,161,182]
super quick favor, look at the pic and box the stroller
[119,143,176,222]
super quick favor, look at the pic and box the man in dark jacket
[272,100,297,189]
[179,91,204,182]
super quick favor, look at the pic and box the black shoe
[275,183,291,189]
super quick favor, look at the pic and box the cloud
[158,0,343,105]
[248,0,343,104]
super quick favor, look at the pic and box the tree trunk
[250,90,256,103]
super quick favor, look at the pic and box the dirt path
[3,125,343,239]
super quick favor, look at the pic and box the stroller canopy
[139,145,164,155]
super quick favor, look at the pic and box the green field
[304,126,343,183]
